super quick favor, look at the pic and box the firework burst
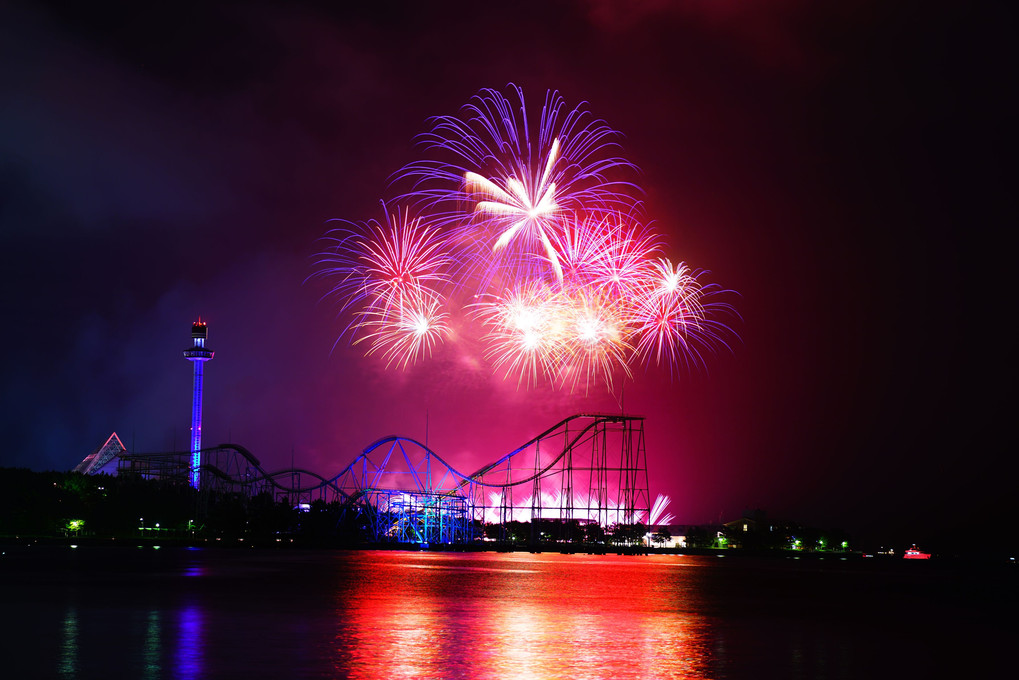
[647,494,676,526]
[356,293,451,370]
[558,291,632,393]
[588,214,661,299]
[314,84,737,389]
[630,260,738,373]
[311,204,453,364]
[471,281,568,388]
[313,205,450,312]
[395,84,641,285]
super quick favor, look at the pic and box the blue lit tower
[183,320,214,488]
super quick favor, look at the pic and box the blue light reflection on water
[176,604,203,679]
[0,547,1013,678]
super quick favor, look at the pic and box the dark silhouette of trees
[652,526,672,546]
[1,469,855,552]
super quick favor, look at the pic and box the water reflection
[142,610,161,680]
[4,547,1008,678]
[340,554,444,678]
[176,604,203,678]
[59,606,78,678]
[337,553,711,679]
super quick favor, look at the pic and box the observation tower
[183,320,214,488]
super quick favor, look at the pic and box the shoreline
[4,534,1013,565]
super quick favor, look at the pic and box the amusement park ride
[76,322,653,545]
[99,413,651,545]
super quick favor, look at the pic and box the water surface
[1,546,1012,678]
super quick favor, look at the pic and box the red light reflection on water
[336,552,711,679]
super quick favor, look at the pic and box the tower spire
[183,319,214,488]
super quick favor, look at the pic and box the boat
[903,545,931,559]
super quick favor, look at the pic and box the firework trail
[647,494,676,526]
[314,84,737,387]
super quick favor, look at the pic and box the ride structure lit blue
[83,412,651,545]
[183,320,214,489]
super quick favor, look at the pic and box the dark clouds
[0,0,1010,543]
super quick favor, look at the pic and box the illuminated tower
[183,320,214,488]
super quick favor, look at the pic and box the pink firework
[647,494,675,526]
[480,491,674,527]
[471,281,568,388]
[630,259,736,372]
[356,293,451,370]
[313,205,451,316]
[588,213,661,300]
[546,214,615,287]
[559,291,632,393]
[473,282,639,393]
[312,205,454,364]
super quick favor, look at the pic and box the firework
[314,84,736,388]
[471,281,568,388]
[630,261,738,373]
[647,494,675,526]
[546,215,613,285]
[546,211,655,289]
[588,214,662,299]
[473,281,636,393]
[356,293,451,370]
[311,204,453,365]
[558,291,632,393]
[395,84,641,284]
[313,204,450,312]
[480,490,674,527]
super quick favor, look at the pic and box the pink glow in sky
[0,0,1009,544]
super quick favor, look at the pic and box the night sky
[1,1,1010,545]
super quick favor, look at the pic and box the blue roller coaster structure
[104,413,651,545]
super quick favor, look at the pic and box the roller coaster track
[110,413,651,543]
[463,413,641,488]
